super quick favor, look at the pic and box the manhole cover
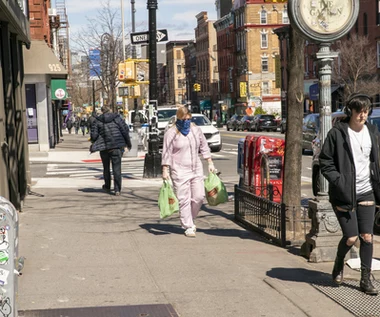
[312,279,380,317]
[18,304,179,317]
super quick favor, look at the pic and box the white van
[156,106,178,147]
[126,110,149,131]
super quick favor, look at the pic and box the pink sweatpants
[173,168,205,229]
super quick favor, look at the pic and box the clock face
[299,0,353,34]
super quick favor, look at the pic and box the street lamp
[143,0,161,178]
[100,33,112,108]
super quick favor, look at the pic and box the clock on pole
[289,0,359,43]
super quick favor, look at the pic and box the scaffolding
[55,0,70,73]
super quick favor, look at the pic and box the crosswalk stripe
[220,150,238,155]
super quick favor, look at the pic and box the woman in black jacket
[91,106,132,196]
[319,94,379,295]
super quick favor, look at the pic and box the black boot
[360,267,378,295]
[332,256,345,284]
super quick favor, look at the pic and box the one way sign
[130,29,168,44]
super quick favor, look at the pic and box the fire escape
[55,0,70,75]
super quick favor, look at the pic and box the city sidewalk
[18,132,380,316]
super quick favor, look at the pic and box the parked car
[302,112,346,154]
[236,115,255,131]
[250,114,277,132]
[226,114,243,131]
[165,114,222,152]
[280,118,286,134]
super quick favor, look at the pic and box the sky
[63,0,217,43]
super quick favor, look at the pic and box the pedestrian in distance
[66,117,73,134]
[319,93,379,295]
[161,106,216,238]
[90,105,132,196]
[74,116,80,134]
[80,115,88,136]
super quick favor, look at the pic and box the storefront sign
[51,79,67,101]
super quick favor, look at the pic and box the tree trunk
[282,26,305,235]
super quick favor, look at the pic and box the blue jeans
[100,149,122,192]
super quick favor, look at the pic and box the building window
[261,57,269,72]
[283,7,289,24]
[177,64,182,74]
[176,50,181,59]
[377,41,380,68]
[261,33,268,48]
[261,9,267,24]
[363,13,368,36]
[262,81,270,95]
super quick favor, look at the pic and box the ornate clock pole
[289,0,360,262]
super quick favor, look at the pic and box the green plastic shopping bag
[158,180,179,219]
[204,172,229,206]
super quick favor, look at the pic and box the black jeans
[334,191,375,269]
[100,149,122,192]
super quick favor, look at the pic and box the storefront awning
[23,40,68,78]
[304,80,318,97]
[309,83,341,101]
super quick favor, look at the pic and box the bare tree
[71,0,124,112]
[333,35,379,100]
[283,27,305,236]
[69,61,92,111]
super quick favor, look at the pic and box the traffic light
[193,83,201,92]
[125,61,136,82]
[118,61,136,82]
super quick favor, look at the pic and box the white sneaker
[185,228,196,237]
[192,225,196,232]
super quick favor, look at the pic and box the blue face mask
[176,119,191,136]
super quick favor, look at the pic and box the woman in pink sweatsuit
[162,107,215,237]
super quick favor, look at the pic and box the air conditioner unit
[48,8,57,16]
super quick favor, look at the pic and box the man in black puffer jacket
[91,106,132,196]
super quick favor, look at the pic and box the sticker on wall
[0,269,10,286]
[0,228,9,251]
[0,251,9,265]
[0,297,12,317]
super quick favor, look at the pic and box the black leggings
[334,191,375,269]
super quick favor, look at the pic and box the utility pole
[121,0,127,113]
[143,0,161,178]
[92,80,96,115]
[131,0,138,114]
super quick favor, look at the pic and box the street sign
[130,29,168,44]
[55,88,66,99]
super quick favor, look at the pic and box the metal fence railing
[234,185,286,247]
[234,185,311,247]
